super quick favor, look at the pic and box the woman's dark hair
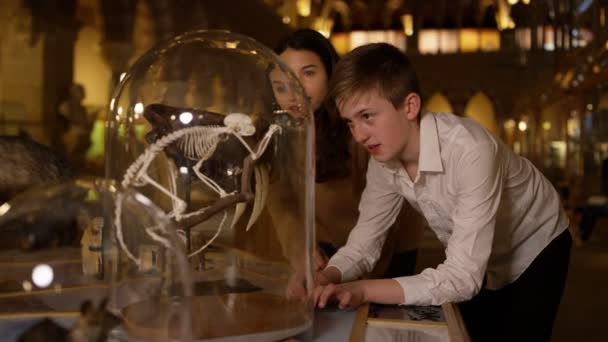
[275,29,351,183]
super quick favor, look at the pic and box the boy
[312,43,571,341]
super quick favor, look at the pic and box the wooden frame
[349,302,470,342]
[349,303,369,342]
[442,303,471,342]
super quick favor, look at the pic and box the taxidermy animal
[18,298,121,342]
[0,135,73,203]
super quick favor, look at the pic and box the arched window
[464,91,498,135]
[424,92,454,114]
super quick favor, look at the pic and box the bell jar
[0,179,192,341]
[105,30,315,341]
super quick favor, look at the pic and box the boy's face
[338,90,418,163]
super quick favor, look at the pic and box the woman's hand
[314,246,329,271]
[286,269,307,299]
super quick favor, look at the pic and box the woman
[272,29,424,280]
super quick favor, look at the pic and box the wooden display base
[122,292,311,341]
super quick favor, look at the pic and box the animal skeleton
[115,105,281,266]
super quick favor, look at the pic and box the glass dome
[105,30,315,340]
[0,179,192,341]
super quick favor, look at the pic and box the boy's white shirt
[326,112,569,306]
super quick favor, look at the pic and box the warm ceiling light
[401,14,414,36]
[496,2,516,30]
[296,0,311,17]
[313,17,334,38]
[508,0,519,5]
[518,121,528,132]
[522,0,531,4]
[593,64,601,74]
[134,102,144,115]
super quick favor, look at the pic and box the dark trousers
[458,230,572,342]
[383,249,418,278]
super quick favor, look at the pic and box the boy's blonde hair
[328,43,422,112]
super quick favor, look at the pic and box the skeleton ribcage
[176,126,226,161]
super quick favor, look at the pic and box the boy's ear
[403,93,421,122]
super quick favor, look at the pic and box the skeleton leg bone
[192,157,230,197]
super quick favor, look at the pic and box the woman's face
[278,48,329,113]
[269,65,303,117]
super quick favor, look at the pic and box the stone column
[42,17,80,150]
[100,0,136,98]
[100,41,134,98]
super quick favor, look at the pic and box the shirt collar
[418,112,444,173]
[379,112,444,174]
[380,159,401,174]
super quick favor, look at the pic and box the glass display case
[105,30,315,341]
[0,179,192,341]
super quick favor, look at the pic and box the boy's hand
[316,266,341,285]
[313,281,366,310]
[313,278,404,309]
